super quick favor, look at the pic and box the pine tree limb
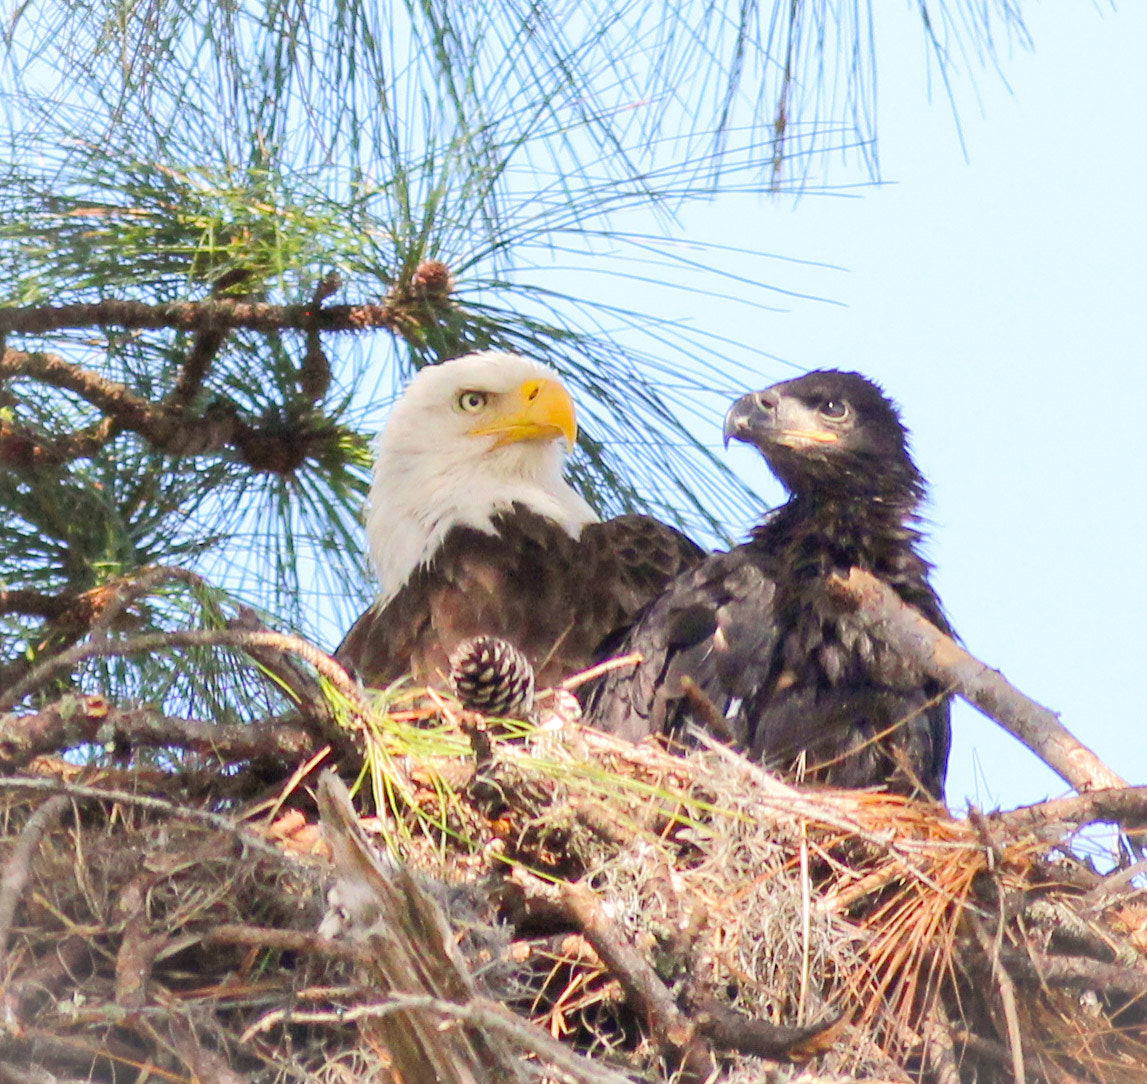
[0,795,69,974]
[0,414,115,467]
[0,297,407,336]
[0,589,75,620]
[991,787,1147,836]
[0,626,366,757]
[0,695,315,769]
[299,272,340,402]
[512,867,715,1080]
[826,568,1126,793]
[2,346,350,472]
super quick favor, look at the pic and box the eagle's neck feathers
[367,436,596,604]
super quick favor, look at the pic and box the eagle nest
[1,683,1146,1084]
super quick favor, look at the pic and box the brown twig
[0,776,286,859]
[2,345,176,437]
[227,605,340,735]
[170,329,227,407]
[1,566,203,637]
[680,674,736,743]
[299,272,340,401]
[998,948,1147,1000]
[0,588,75,620]
[686,994,846,1061]
[826,568,1126,793]
[557,651,643,691]
[242,992,633,1084]
[0,625,367,721]
[168,269,261,407]
[513,867,714,1081]
[113,872,166,1011]
[204,922,367,964]
[88,564,208,633]
[0,296,406,336]
[0,695,315,769]
[991,787,1147,837]
[0,933,94,1027]
[0,413,115,468]
[0,795,69,973]
[2,346,348,473]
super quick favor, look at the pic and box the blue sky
[652,2,1146,812]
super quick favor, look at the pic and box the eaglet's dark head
[723,370,923,503]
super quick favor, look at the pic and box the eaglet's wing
[585,546,781,745]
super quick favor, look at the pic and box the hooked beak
[723,389,839,450]
[469,377,577,451]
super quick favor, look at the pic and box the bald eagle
[587,370,953,799]
[336,351,703,692]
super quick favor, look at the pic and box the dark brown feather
[335,505,703,691]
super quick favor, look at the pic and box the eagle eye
[458,390,488,413]
[820,398,848,420]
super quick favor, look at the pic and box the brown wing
[336,508,703,691]
[571,514,706,658]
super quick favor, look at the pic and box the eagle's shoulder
[578,514,705,616]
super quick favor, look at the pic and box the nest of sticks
[2,677,1147,1084]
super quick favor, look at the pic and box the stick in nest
[0,794,69,973]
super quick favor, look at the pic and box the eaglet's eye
[819,398,849,420]
[457,390,488,413]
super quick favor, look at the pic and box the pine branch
[0,589,75,620]
[0,626,366,757]
[825,568,1126,794]
[0,296,422,337]
[0,694,315,770]
[0,795,69,976]
[0,413,115,468]
[1,346,350,473]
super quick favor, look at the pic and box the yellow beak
[774,429,839,448]
[469,377,577,451]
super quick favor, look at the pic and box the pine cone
[447,636,535,718]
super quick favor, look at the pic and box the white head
[366,351,598,601]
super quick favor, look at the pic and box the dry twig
[0,794,69,972]
[827,568,1125,793]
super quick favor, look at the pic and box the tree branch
[0,625,366,756]
[1,346,350,473]
[0,695,315,769]
[0,795,69,974]
[511,866,714,1081]
[826,568,1125,793]
[0,413,115,468]
[0,776,286,859]
[0,297,407,336]
[991,787,1147,836]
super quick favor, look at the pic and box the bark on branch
[1,346,346,472]
[826,568,1125,793]
[0,795,69,974]
[0,695,315,770]
[0,297,406,336]
[510,866,842,1078]
[991,787,1147,836]
[0,626,366,764]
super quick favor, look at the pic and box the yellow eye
[458,390,488,413]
